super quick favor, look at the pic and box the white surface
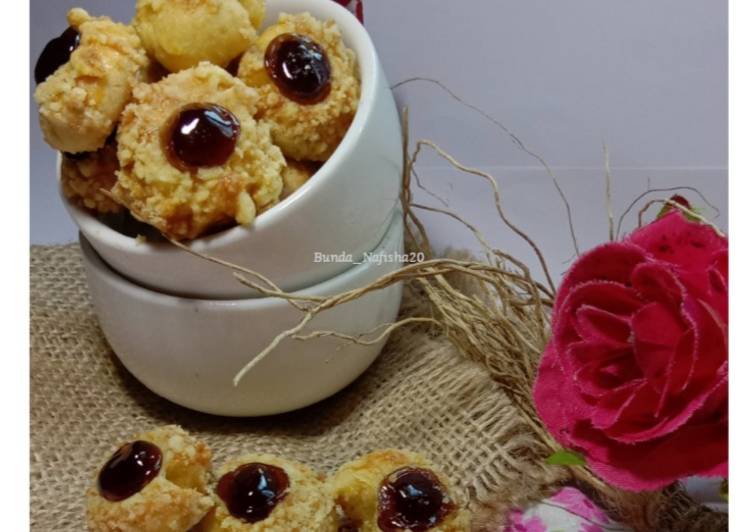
[65,0,404,298]
[30,0,728,251]
[80,211,404,417]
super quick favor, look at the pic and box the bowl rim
[64,0,379,255]
[80,210,404,307]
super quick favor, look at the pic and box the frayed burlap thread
[30,245,566,531]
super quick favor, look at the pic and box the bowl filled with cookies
[37,0,402,299]
[33,0,405,415]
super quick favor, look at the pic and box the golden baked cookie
[240,0,266,29]
[34,8,147,154]
[112,62,285,240]
[60,141,122,215]
[196,453,338,531]
[281,160,318,199]
[331,450,471,532]
[86,425,214,532]
[238,12,360,161]
[134,0,263,72]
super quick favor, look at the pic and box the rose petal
[556,243,646,313]
[572,416,728,491]
[571,344,640,398]
[629,211,728,272]
[680,292,728,386]
[589,380,644,430]
[603,372,727,444]
[534,344,576,447]
[631,261,683,308]
[660,331,695,404]
[631,302,684,392]
[574,305,632,347]
[555,281,643,348]
[710,250,729,293]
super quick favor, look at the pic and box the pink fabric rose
[534,211,728,490]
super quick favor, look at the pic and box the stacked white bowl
[66,0,404,416]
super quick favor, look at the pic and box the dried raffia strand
[392,76,581,257]
[410,139,557,294]
[168,108,726,532]
[292,317,441,344]
[167,238,318,310]
[230,257,534,385]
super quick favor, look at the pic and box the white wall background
[29,0,727,280]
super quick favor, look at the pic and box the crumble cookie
[240,0,267,29]
[281,160,318,199]
[60,140,122,214]
[196,453,338,531]
[112,63,285,240]
[34,8,147,154]
[86,425,214,532]
[237,12,360,161]
[134,0,264,72]
[331,450,471,532]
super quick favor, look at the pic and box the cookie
[134,0,263,72]
[281,160,318,199]
[238,12,360,161]
[34,8,147,154]
[331,450,471,532]
[60,140,122,215]
[112,62,285,240]
[196,453,338,531]
[240,0,266,29]
[86,425,214,532]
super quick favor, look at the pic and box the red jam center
[97,441,162,502]
[216,463,290,523]
[164,103,240,170]
[35,27,80,84]
[377,467,454,531]
[264,33,332,104]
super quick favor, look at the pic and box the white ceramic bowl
[80,212,404,417]
[65,0,403,299]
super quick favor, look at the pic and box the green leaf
[545,450,586,466]
[719,479,728,502]
[656,194,702,222]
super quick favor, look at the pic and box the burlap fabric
[30,244,566,531]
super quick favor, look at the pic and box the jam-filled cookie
[112,62,285,240]
[197,453,338,531]
[281,160,318,199]
[60,139,122,214]
[86,425,214,532]
[237,12,360,161]
[134,0,264,73]
[331,450,471,532]
[34,8,147,154]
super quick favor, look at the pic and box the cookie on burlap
[238,12,360,161]
[34,8,147,154]
[332,449,471,532]
[112,62,285,240]
[196,453,338,531]
[86,425,214,532]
